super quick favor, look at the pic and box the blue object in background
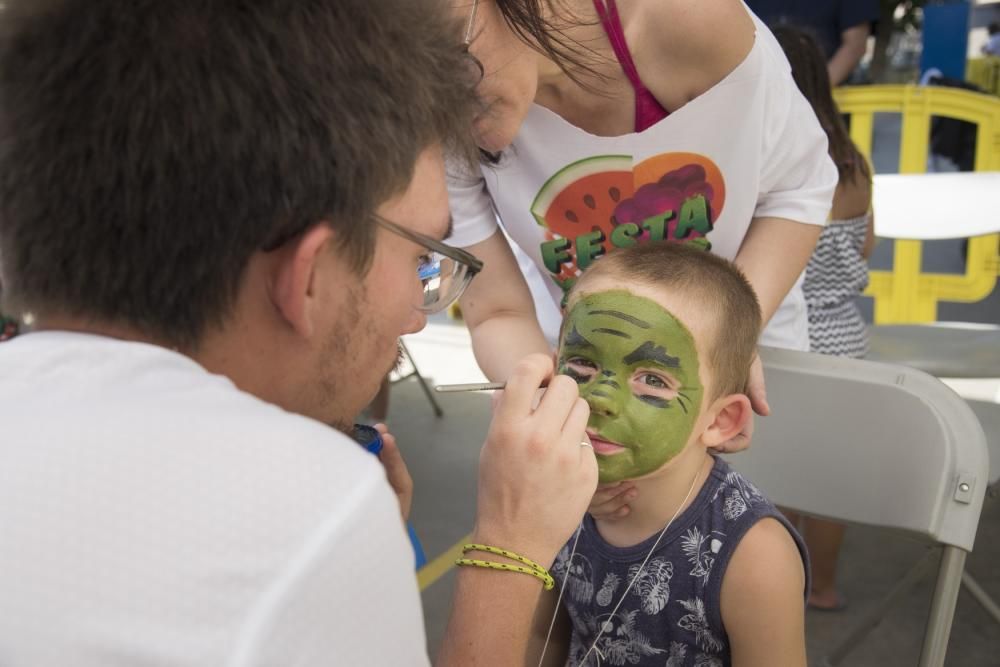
[409,524,428,568]
[921,1,971,80]
[352,424,428,570]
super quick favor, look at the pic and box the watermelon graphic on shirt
[531,155,632,286]
[531,152,725,292]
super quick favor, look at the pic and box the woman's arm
[862,210,876,259]
[721,518,808,667]
[828,23,870,86]
[732,218,821,420]
[459,229,552,381]
[735,217,823,327]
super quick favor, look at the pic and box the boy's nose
[584,386,622,417]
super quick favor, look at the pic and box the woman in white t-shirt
[449,0,837,459]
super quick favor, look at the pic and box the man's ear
[700,393,753,448]
[270,224,336,339]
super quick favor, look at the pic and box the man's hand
[709,352,767,454]
[473,354,597,568]
[373,423,413,523]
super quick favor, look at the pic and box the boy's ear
[700,393,753,448]
[271,224,336,339]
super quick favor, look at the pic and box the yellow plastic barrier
[967,57,1000,97]
[833,85,1000,323]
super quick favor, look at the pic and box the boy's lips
[586,431,626,456]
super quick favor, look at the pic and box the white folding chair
[727,347,990,667]
[861,171,1000,633]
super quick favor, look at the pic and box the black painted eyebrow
[588,309,651,329]
[593,328,631,339]
[563,324,594,349]
[623,340,680,368]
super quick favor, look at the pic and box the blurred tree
[871,0,926,81]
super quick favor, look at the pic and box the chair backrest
[726,347,990,551]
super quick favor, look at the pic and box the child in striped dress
[773,25,875,612]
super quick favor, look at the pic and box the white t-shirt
[449,8,837,350]
[0,332,429,667]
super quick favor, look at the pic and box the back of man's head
[0,0,476,349]
[573,242,762,399]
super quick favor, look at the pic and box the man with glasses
[0,1,596,665]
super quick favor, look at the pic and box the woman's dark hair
[477,0,605,165]
[494,0,604,86]
[772,24,872,186]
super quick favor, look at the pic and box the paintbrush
[435,378,557,393]
[434,381,507,393]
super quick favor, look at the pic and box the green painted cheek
[558,290,703,483]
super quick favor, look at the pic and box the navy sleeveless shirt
[552,456,808,667]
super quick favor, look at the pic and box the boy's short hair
[0,0,477,349]
[572,243,762,400]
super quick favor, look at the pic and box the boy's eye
[640,373,667,389]
[562,356,598,383]
[630,370,679,399]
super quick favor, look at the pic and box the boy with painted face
[531,243,809,667]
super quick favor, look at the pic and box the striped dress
[802,213,871,358]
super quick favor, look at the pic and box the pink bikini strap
[592,0,670,131]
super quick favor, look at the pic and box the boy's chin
[597,451,692,484]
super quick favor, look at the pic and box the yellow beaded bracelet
[454,557,555,590]
[461,543,548,571]
[454,543,555,590]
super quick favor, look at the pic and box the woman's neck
[532,3,638,136]
[594,448,714,548]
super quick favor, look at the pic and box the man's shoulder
[0,331,383,521]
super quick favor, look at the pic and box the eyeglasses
[374,215,483,314]
[464,0,480,44]
[461,0,485,87]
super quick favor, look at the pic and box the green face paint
[558,290,703,483]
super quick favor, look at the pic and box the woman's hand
[373,423,413,523]
[709,353,767,454]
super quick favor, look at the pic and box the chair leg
[822,548,938,667]
[961,570,1000,626]
[399,341,444,418]
[918,546,966,667]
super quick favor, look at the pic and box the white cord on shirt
[538,467,702,667]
